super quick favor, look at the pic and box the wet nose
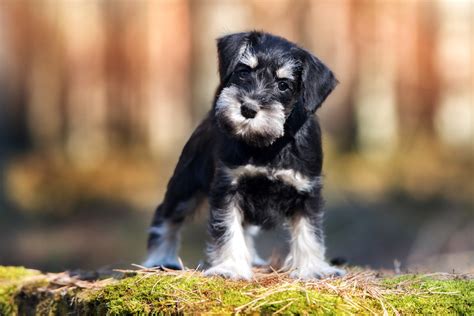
[241,102,258,119]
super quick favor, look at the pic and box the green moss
[85,274,391,314]
[384,275,474,315]
[87,275,245,314]
[0,266,472,315]
[0,266,39,281]
[0,266,41,315]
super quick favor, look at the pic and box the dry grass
[106,264,472,315]
[1,265,472,315]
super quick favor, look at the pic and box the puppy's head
[214,31,337,147]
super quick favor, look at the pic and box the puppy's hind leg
[144,196,200,269]
[143,154,206,270]
[144,114,215,269]
[144,213,181,270]
[244,225,267,267]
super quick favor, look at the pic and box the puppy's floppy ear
[301,51,338,112]
[217,32,248,83]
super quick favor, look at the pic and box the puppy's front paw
[204,264,252,280]
[289,265,346,280]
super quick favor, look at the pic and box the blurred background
[0,0,472,274]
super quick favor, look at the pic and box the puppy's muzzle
[241,102,258,119]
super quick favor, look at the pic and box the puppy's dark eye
[235,64,251,78]
[239,69,250,76]
[278,81,290,91]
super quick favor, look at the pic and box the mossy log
[1,266,473,315]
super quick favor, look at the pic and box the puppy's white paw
[204,264,252,280]
[251,255,269,267]
[142,257,182,270]
[289,265,346,280]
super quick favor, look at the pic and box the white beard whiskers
[215,86,286,147]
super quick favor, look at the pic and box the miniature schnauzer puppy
[144,31,345,280]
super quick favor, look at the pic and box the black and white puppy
[144,31,345,280]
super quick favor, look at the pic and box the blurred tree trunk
[59,3,108,166]
[305,0,357,152]
[352,2,399,158]
[434,1,474,150]
[147,0,192,156]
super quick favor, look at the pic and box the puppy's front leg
[205,198,253,280]
[284,212,345,279]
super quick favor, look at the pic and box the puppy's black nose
[241,103,258,119]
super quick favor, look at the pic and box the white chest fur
[225,164,321,193]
